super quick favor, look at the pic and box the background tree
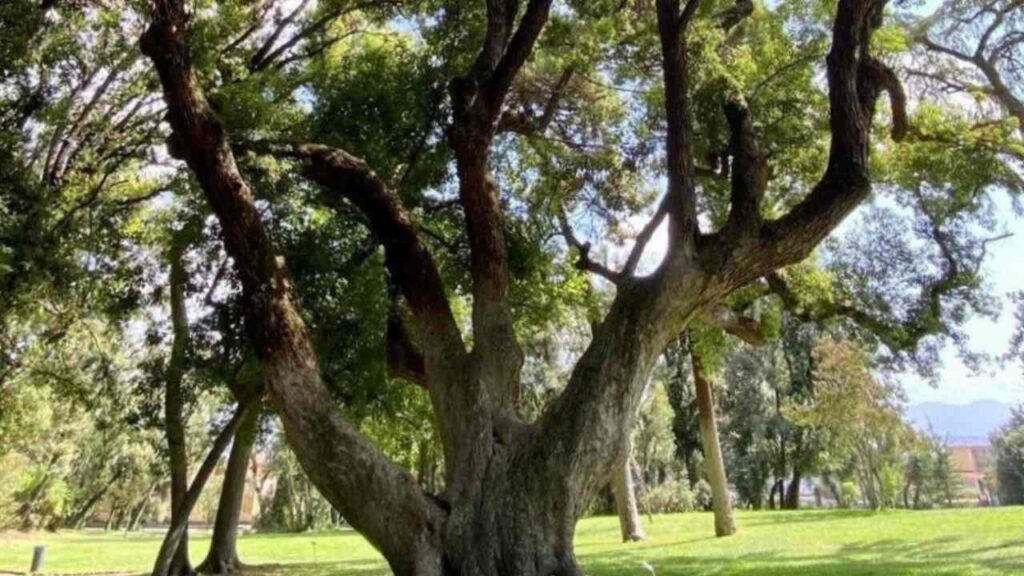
[991,404,1024,505]
[793,338,916,509]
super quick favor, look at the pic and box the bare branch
[557,209,622,283]
[621,197,669,278]
[248,0,312,71]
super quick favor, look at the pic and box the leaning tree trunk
[612,437,646,542]
[165,245,192,576]
[197,405,260,574]
[691,343,736,537]
[65,470,123,529]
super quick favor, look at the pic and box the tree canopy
[1,0,1022,574]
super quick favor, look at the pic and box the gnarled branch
[140,3,445,569]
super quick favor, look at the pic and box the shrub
[641,479,695,514]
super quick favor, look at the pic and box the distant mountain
[905,400,1014,446]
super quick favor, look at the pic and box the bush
[840,481,859,508]
[641,479,696,514]
[694,479,713,511]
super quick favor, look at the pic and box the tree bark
[165,241,192,576]
[141,5,447,573]
[197,405,260,574]
[691,344,736,537]
[612,438,646,542]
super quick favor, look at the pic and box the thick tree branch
[752,0,904,276]
[719,0,754,32]
[238,140,466,370]
[722,100,767,236]
[701,306,765,346]
[657,0,700,251]
[443,0,555,412]
[387,294,427,388]
[480,0,555,118]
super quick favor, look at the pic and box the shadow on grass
[243,560,388,576]
[230,534,1024,576]
[581,533,1024,576]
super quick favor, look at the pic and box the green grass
[1,508,1022,575]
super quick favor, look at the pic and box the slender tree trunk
[691,344,735,537]
[612,438,645,542]
[821,470,843,508]
[197,406,260,574]
[127,482,158,532]
[113,507,128,531]
[65,471,122,529]
[784,469,801,509]
[153,401,254,576]
[165,245,192,576]
[18,453,60,530]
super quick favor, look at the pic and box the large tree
[135,0,925,571]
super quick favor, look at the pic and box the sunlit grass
[1,507,1021,575]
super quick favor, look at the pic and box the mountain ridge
[905,400,1014,446]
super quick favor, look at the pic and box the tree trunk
[822,470,844,508]
[104,505,118,531]
[165,244,192,576]
[140,0,889,569]
[691,345,736,537]
[153,401,254,576]
[612,438,646,542]
[784,469,801,510]
[197,405,260,574]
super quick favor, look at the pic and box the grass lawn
[1,508,1021,575]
